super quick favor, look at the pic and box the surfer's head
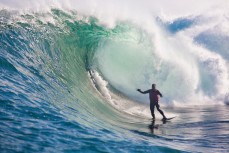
[152,84,156,89]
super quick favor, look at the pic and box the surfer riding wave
[137,84,167,120]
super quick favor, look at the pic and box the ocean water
[1,1,229,152]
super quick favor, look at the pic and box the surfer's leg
[156,103,166,119]
[150,102,155,119]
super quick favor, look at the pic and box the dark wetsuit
[140,89,166,119]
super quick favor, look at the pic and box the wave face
[1,1,229,152]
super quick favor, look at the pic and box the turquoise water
[1,8,229,153]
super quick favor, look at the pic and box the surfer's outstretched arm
[137,89,150,94]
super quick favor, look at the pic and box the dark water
[1,99,229,152]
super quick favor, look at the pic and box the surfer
[137,84,167,120]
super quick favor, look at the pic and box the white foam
[89,71,111,101]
